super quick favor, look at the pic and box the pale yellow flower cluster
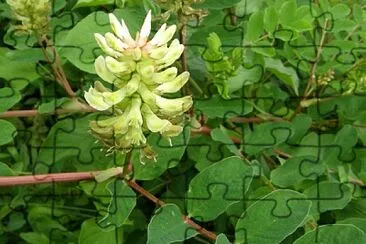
[6,0,50,35]
[85,11,192,152]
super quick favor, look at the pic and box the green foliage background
[1,0,366,243]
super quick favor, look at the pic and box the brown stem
[0,107,95,118]
[192,125,292,159]
[294,18,329,117]
[38,36,75,98]
[230,116,285,123]
[126,180,218,241]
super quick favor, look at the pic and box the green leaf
[187,135,232,171]
[264,58,299,95]
[211,125,241,157]
[227,66,263,92]
[38,98,70,114]
[338,218,366,233]
[147,204,197,244]
[132,125,190,180]
[322,125,358,167]
[0,48,42,81]
[215,233,230,244]
[79,219,122,244]
[187,156,253,221]
[245,121,292,155]
[353,4,363,23]
[245,11,264,43]
[203,32,224,63]
[252,40,276,57]
[0,88,21,112]
[270,156,325,188]
[294,224,366,243]
[279,0,297,26]
[193,0,241,9]
[27,207,68,237]
[288,114,312,144]
[195,95,253,119]
[0,162,14,176]
[264,6,278,34]
[304,182,352,214]
[74,0,116,9]
[20,232,49,244]
[142,0,161,15]
[6,212,26,231]
[36,114,117,173]
[0,120,16,146]
[99,179,136,228]
[235,190,311,244]
[331,4,351,20]
[61,9,145,73]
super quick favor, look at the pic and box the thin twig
[294,18,329,117]
[126,180,219,242]
[38,36,75,98]
[0,106,95,118]
[230,116,285,123]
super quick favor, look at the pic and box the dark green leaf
[79,219,123,244]
[245,11,264,43]
[0,88,21,112]
[294,224,366,243]
[187,156,253,221]
[99,179,136,228]
[195,95,253,119]
[215,233,230,244]
[147,204,197,244]
[304,182,353,214]
[74,0,116,9]
[132,125,190,180]
[0,120,16,146]
[264,58,299,95]
[264,6,278,34]
[271,156,325,188]
[235,190,311,244]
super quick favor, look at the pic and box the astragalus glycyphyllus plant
[85,10,192,156]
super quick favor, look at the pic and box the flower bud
[155,71,190,94]
[105,56,132,73]
[128,96,143,128]
[149,24,177,47]
[156,40,184,69]
[84,84,126,111]
[148,45,169,60]
[105,32,128,52]
[136,10,151,47]
[161,124,183,138]
[109,13,135,47]
[94,33,122,58]
[156,95,193,117]
[152,67,178,84]
[141,104,171,132]
[95,56,118,84]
